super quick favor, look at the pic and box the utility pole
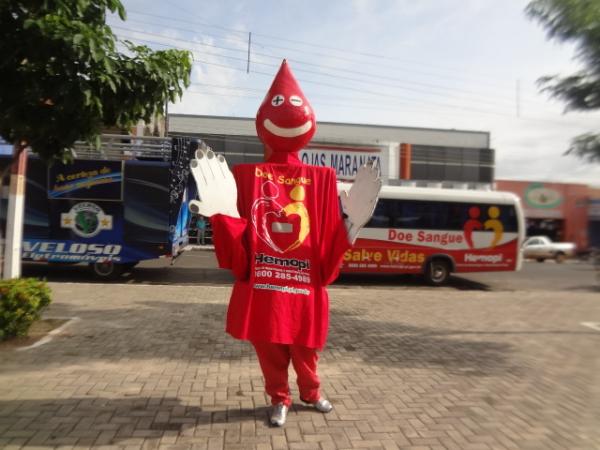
[3,142,27,279]
[516,79,521,118]
[247,32,252,73]
[165,100,169,136]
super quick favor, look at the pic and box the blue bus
[0,135,201,278]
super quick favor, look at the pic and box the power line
[132,45,517,116]
[117,33,600,127]
[122,9,538,93]
[125,8,250,37]
[110,29,600,127]
[111,25,248,57]
[111,17,251,47]
[184,87,600,129]
[116,17,555,109]
[113,25,546,111]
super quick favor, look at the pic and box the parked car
[521,236,576,263]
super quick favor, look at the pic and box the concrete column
[400,143,412,180]
[3,143,27,279]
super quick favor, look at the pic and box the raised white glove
[340,160,382,244]
[189,149,240,218]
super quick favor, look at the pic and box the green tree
[526,0,600,162]
[0,0,192,160]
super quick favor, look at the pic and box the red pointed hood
[256,60,316,162]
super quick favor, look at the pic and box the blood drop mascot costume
[190,60,380,426]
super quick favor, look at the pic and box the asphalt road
[21,248,599,293]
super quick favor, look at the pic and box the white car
[522,236,576,263]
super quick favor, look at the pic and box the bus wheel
[425,259,450,286]
[90,261,124,280]
[536,258,545,263]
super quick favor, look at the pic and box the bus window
[367,200,390,228]
[364,197,519,232]
[394,201,417,228]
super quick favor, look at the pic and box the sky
[111,0,600,186]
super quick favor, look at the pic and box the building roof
[169,114,490,149]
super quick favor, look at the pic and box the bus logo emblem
[463,205,504,249]
[61,202,113,238]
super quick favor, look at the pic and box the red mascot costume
[190,60,380,426]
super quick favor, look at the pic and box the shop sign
[524,183,563,209]
[299,145,385,181]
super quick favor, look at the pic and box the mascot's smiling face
[256,60,316,156]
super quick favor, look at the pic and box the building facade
[586,187,600,250]
[495,180,596,252]
[168,114,494,189]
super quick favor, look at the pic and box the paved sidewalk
[1,282,599,450]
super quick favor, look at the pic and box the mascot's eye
[290,95,303,106]
[271,94,285,107]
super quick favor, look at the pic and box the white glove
[340,160,382,244]
[189,149,240,218]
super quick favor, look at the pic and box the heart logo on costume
[251,182,310,253]
[264,210,303,253]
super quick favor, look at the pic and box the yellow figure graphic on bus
[484,206,503,248]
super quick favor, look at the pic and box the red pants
[252,341,321,407]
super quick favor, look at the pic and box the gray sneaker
[303,397,333,413]
[270,403,288,427]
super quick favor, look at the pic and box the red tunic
[211,161,350,349]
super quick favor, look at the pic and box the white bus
[340,184,525,285]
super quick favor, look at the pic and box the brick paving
[0,282,599,449]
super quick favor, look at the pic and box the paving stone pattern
[1,282,599,449]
